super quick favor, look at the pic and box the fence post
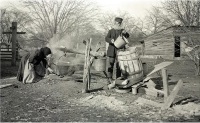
[11,22,17,66]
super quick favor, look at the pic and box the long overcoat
[105,28,129,57]
[17,49,48,82]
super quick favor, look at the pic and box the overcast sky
[0,0,163,18]
[95,0,163,18]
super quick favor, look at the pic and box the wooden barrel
[117,47,144,82]
[93,57,106,72]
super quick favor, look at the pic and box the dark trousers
[107,57,121,79]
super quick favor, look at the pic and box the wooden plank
[145,32,173,41]
[0,48,19,49]
[162,68,169,101]
[147,62,173,76]
[162,79,183,110]
[135,97,163,107]
[0,57,12,59]
[82,38,92,93]
[2,32,12,34]
[145,39,173,45]
[144,88,158,97]
[124,55,129,73]
[0,52,12,54]
[145,36,173,40]
[0,84,13,89]
[1,54,12,56]
[17,32,26,34]
[3,32,26,34]
[142,63,148,76]
[145,49,173,52]
[82,40,89,93]
[127,54,134,73]
[196,58,200,75]
[87,38,92,90]
[11,22,17,66]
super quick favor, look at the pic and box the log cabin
[143,26,200,59]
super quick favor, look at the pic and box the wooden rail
[0,48,19,60]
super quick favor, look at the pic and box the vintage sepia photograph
[0,0,200,122]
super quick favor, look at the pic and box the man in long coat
[105,17,129,84]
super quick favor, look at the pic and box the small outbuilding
[143,26,200,59]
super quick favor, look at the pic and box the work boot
[108,81,116,90]
[106,78,110,85]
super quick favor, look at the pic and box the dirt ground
[0,58,200,122]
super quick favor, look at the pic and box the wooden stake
[162,68,169,101]
[195,57,200,76]
[142,62,148,76]
[11,22,17,66]
[87,38,92,90]
[2,22,25,65]
[82,38,92,93]
[162,79,183,110]
[82,40,89,93]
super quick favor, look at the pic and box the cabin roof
[143,26,200,40]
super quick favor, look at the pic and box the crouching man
[17,47,54,84]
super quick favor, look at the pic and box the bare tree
[144,6,173,34]
[162,0,200,26]
[144,0,200,34]
[98,11,146,44]
[21,0,98,42]
[98,11,138,33]
[1,9,29,46]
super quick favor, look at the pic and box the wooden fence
[0,48,19,60]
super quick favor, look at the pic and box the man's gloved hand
[125,44,130,49]
[122,29,127,34]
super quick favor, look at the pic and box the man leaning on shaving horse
[105,17,130,84]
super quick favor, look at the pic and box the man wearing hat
[105,17,130,84]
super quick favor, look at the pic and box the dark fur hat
[115,17,123,23]
[40,47,51,57]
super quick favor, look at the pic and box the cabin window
[174,36,181,57]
